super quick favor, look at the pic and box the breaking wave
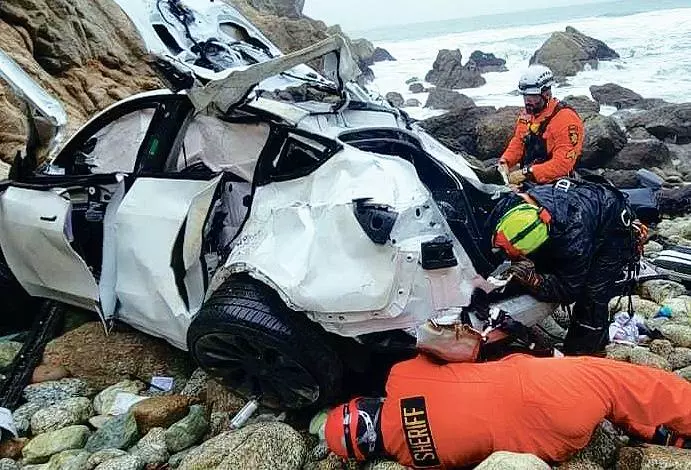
[365,6,691,120]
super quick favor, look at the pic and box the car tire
[0,252,41,334]
[187,276,344,410]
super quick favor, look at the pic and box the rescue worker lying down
[314,353,691,469]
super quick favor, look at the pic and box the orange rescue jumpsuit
[500,98,584,184]
[379,354,691,468]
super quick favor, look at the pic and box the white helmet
[518,65,554,95]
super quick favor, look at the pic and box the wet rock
[53,450,90,470]
[131,395,189,436]
[563,95,600,117]
[31,365,70,384]
[644,241,663,256]
[580,115,627,169]
[88,416,113,430]
[649,340,674,360]
[667,296,691,321]
[13,402,45,436]
[568,421,623,468]
[129,427,168,466]
[93,380,145,416]
[180,369,208,402]
[419,106,496,155]
[424,88,476,110]
[609,140,671,170]
[616,444,691,469]
[43,322,193,392]
[622,103,691,145]
[85,448,128,469]
[474,451,550,469]
[0,458,19,470]
[44,449,84,470]
[602,169,640,189]
[93,454,144,470]
[169,447,197,469]
[630,347,671,371]
[165,405,209,453]
[363,460,411,470]
[474,106,523,160]
[205,379,250,416]
[22,425,91,464]
[609,296,660,319]
[659,324,691,348]
[178,422,306,470]
[31,397,94,435]
[0,438,28,460]
[23,379,91,407]
[425,49,486,89]
[0,341,22,368]
[385,92,404,108]
[590,84,643,110]
[85,411,138,452]
[409,82,425,94]
[467,50,508,73]
[530,26,619,78]
[372,47,396,62]
[676,365,691,381]
[404,98,421,107]
[668,347,691,370]
[606,343,633,362]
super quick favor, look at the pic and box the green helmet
[493,203,551,258]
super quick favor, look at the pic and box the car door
[0,95,166,313]
[110,103,269,350]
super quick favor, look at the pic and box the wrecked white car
[0,0,685,410]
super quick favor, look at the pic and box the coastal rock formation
[530,26,619,78]
[425,49,486,89]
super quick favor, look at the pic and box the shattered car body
[1,0,566,409]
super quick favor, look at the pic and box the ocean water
[359,0,691,120]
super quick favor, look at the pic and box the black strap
[534,102,573,136]
[343,403,356,460]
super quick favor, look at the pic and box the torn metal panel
[188,35,358,112]
[0,187,98,311]
[0,48,67,155]
[113,177,220,350]
[223,146,479,337]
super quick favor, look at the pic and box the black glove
[507,259,543,292]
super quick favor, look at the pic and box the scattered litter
[609,312,648,345]
[0,407,18,439]
[229,399,259,430]
[149,376,175,393]
[108,392,149,416]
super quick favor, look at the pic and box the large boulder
[42,322,194,392]
[424,88,476,110]
[563,95,600,118]
[475,107,523,161]
[590,83,643,110]
[616,445,691,469]
[372,47,396,62]
[579,115,628,169]
[419,106,496,155]
[246,0,305,18]
[622,103,691,144]
[474,452,550,469]
[467,50,508,73]
[425,49,486,89]
[601,169,639,189]
[530,26,619,78]
[385,92,405,108]
[608,140,672,170]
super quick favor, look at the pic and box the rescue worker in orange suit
[315,353,691,469]
[498,64,584,187]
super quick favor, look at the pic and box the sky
[303,0,610,31]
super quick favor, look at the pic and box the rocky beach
[1,0,691,469]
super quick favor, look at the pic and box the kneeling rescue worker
[316,353,691,468]
[486,178,644,355]
[498,64,584,187]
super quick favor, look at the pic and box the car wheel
[187,276,343,410]
[0,251,41,334]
